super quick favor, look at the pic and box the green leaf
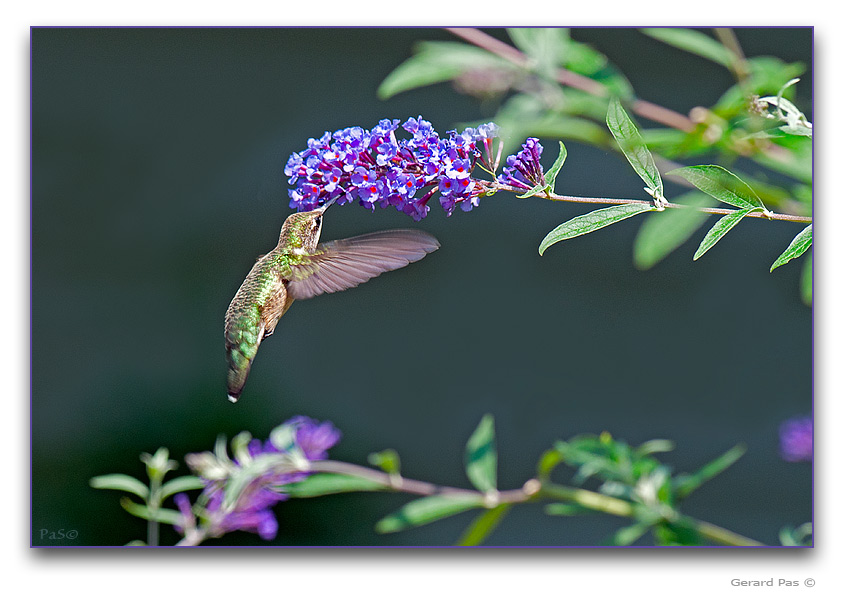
[90,474,150,500]
[544,503,593,516]
[801,253,812,306]
[368,449,401,475]
[284,473,385,498]
[375,494,484,534]
[668,165,766,211]
[779,522,812,546]
[634,439,675,457]
[465,414,497,493]
[507,28,568,78]
[641,28,733,68]
[456,504,511,546]
[158,476,205,502]
[633,192,713,269]
[539,203,656,255]
[771,224,812,272]
[377,41,512,99]
[674,444,746,499]
[606,97,663,200]
[119,498,184,526]
[544,141,567,191]
[604,521,654,546]
[693,208,759,260]
[537,448,564,479]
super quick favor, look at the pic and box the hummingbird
[224,200,440,402]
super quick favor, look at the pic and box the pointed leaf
[539,203,655,255]
[158,476,206,502]
[543,141,567,191]
[674,444,746,499]
[604,520,654,546]
[633,192,713,269]
[375,494,484,534]
[465,414,497,492]
[693,208,759,260]
[607,97,663,199]
[90,474,150,500]
[641,28,733,68]
[284,473,385,498]
[668,165,766,211]
[771,224,812,271]
[119,498,184,526]
[377,41,512,99]
[456,504,511,546]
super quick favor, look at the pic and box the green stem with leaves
[492,181,812,224]
[307,460,763,546]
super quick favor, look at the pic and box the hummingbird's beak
[318,195,339,212]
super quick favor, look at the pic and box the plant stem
[493,182,812,224]
[306,461,762,546]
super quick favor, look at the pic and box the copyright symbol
[805,578,815,587]
[66,530,78,540]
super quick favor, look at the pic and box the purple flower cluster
[497,138,546,192]
[179,416,341,541]
[284,117,500,220]
[779,416,813,462]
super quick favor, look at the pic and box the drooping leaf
[674,444,746,499]
[633,192,713,269]
[375,494,484,534]
[770,224,812,272]
[119,498,184,526]
[465,414,497,493]
[668,165,766,211]
[456,504,511,546]
[641,28,733,68]
[606,97,664,200]
[284,473,385,498]
[90,474,150,500]
[377,41,513,99]
[539,203,655,255]
[693,208,760,260]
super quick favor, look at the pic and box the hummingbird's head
[279,197,336,250]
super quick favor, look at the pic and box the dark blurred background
[31,27,812,546]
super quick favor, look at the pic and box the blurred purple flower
[779,416,812,462]
[184,416,341,541]
[285,116,501,220]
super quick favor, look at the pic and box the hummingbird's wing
[287,229,439,300]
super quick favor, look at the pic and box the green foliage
[606,97,664,203]
[539,203,655,255]
[465,414,498,492]
[633,192,713,269]
[375,494,485,534]
[284,473,385,498]
[771,224,812,272]
[641,28,734,68]
[90,447,203,546]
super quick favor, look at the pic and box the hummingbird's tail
[226,348,254,403]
